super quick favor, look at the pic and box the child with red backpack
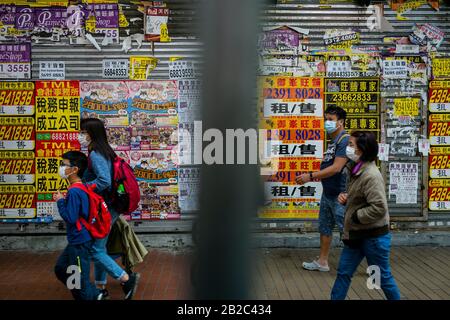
[54,151,105,300]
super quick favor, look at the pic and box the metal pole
[192,0,265,299]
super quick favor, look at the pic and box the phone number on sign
[0,193,35,209]
[0,63,30,79]
[103,68,128,78]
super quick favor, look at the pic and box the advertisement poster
[383,56,428,84]
[85,3,119,43]
[144,2,169,42]
[0,116,35,151]
[127,80,178,116]
[388,162,418,204]
[428,79,450,211]
[0,185,36,219]
[80,80,129,126]
[129,56,159,81]
[0,43,31,79]
[129,149,179,220]
[325,78,380,141]
[0,151,35,185]
[177,79,201,124]
[258,27,303,56]
[432,58,450,79]
[35,81,80,221]
[429,79,450,113]
[0,81,34,116]
[258,76,324,219]
[178,167,200,213]
[429,179,450,211]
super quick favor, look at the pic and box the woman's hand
[338,192,348,205]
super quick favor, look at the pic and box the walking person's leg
[90,208,140,299]
[330,244,364,300]
[363,234,401,300]
[78,242,101,300]
[54,245,71,287]
[303,195,334,271]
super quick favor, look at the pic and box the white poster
[178,167,200,212]
[169,60,196,80]
[382,59,408,79]
[102,59,129,79]
[389,162,419,204]
[39,61,65,80]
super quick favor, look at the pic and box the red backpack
[71,183,112,239]
[111,155,140,214]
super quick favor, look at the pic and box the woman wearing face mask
[79,118,140,300]
[331,131,400,300]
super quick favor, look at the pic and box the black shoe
[121,273,140,300]
[99,289,110,300]
[96,288,110,300]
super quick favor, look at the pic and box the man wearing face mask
[296,106,349,272]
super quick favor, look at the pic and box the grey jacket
[343,161,390,240]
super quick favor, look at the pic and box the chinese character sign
[35,81,80,221]
[258,76,324,219]
[428,79,450,212]
[0,81,36,220]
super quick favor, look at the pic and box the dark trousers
[54,240,100,300]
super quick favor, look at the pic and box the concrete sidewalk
[0,247,449,300]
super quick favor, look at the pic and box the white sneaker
[302,260,330,272]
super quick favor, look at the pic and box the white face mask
[59,165,69,179]
[78,133,90,147]
[346,146,360,162]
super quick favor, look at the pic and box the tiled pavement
[0,247,449,300]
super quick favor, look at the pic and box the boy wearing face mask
[54,151,105,300]
[296,106,349,272]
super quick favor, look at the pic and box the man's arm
[313,156,348,180]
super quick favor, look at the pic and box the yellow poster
[130,56,159,80]
[0,185,36,219]
[258,76,324,219]
[432,58,450,79]
[35,81,80,132]
[394,98,420,116]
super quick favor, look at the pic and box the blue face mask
[325,120,338,134]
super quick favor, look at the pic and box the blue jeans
[331,233,401,300]
[90,209,126,285]
[318,193,345,236]
[54,241,99,300]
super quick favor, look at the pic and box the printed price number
[328,93,374,102]
[429,122,450,136]
[429,187,450,202]
[0,193,35,209]
[0,125,34,140]
[169,68,194,79]
[0,90,33,106]
[0,159,34,174]
[430,89,450,103]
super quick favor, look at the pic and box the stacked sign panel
[0,81,36,220]
[428,79,450,211]
[35,81,81,221]
[258,76,324,219]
